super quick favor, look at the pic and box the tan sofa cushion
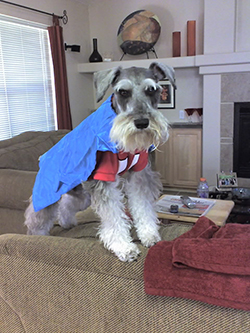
[0,136,54,171]
[0,130,69,149]
[0,169,36,210]
[0,208,27,235]
[0,130,69,171]
[0,131,40,149]
[1,221,250,333]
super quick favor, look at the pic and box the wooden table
[157,196,234,226]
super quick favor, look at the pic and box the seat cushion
[0,169,36,210]
[0,130,69,171]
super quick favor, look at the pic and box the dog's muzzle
[134,118,149,129]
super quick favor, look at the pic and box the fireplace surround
[220,72,250,187]
[233,102,250,178]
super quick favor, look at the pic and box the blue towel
[32,96,118,212]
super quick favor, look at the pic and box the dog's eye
[145,86,157,96]
[118,89,131,98]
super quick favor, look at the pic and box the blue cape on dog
[32,96,118,212]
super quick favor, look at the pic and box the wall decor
[158,80,175,109]
[172,31,181,57]
[89,38,103,62]
[117,10,161,60]
[187,20,196,56]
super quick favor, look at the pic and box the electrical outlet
[179,110,185,119]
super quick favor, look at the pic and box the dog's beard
[110,111,169,153]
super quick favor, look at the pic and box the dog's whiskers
[110,109,169,153]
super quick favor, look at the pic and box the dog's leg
[125,164,162,247]
[24,198,57,235]
[24,185,91,235]
[90,179,140,262]
[57,185,91,229]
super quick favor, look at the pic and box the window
[0,14,57,141]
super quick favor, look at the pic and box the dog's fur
[24,62,175,262]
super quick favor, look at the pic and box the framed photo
[158,80,175,109]
[216,172,238,188]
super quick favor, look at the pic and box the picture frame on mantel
[158,80,175,109]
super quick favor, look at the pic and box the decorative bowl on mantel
[117,10,161,56]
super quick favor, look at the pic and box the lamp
[65,43,81,52]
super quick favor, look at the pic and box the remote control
[180,195,196,209]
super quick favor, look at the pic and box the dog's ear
[149,62,176,89]
[94,67,122,102]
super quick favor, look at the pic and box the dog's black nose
[134,118,149,129]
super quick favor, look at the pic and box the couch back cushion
[0,130,69,171]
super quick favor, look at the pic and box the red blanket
[144,217,250,311]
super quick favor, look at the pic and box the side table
[157,195,235,226]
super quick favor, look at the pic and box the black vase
[89,38,103,62]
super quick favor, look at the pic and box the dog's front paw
[139,231,161,248]
[111,242,141,262]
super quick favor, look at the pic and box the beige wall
[87,0,204,121]
[0,0,206,125]
[88,0,204,61]
[2,0,249,127]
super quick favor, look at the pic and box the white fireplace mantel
[78,51,250,74]
[78,56,196,73]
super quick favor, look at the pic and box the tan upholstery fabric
[0,208,26,235]
[0,131,41,148]
[0,169,37,210]
[0,130,69,235]
[0,130,69,171]
[1,221,250,333]
[0,136,54,171]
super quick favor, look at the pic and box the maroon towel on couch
[144,217,250,311]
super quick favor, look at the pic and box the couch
[0,130,69,234]
[0,131,249,332]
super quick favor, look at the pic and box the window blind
[0,14,57,141]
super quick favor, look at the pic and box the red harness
[89,151,148,182]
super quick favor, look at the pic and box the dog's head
[94,62,176,153]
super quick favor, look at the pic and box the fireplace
[233,103,250,178]
[220,72,250,187]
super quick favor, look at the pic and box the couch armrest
[0,233,142,332]
[0,169,36,210]
[1,233,249,333]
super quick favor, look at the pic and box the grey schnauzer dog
[24,62,176,262]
